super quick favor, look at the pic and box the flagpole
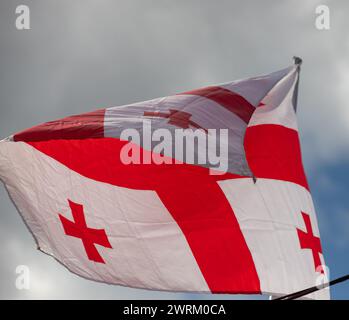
[293,56,302,66]
[292,56,302,111]
[273,274,349,300]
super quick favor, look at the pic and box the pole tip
[293,56,303,66]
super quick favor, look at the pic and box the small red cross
[59,199,112,264]
[297,211,323,273]
[144,109,207,132]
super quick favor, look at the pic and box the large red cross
[39,139,261,292]
[26,88,260,292]
[297,211,323,273]
[144,109,207,132]
[58,199,112,264]
[19,87,260,292]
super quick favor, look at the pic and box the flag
[0,60,329,299]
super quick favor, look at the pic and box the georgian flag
[0,62,329,299]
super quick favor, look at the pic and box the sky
[0,0,348,299]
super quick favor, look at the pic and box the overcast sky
[0,0,348,299]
